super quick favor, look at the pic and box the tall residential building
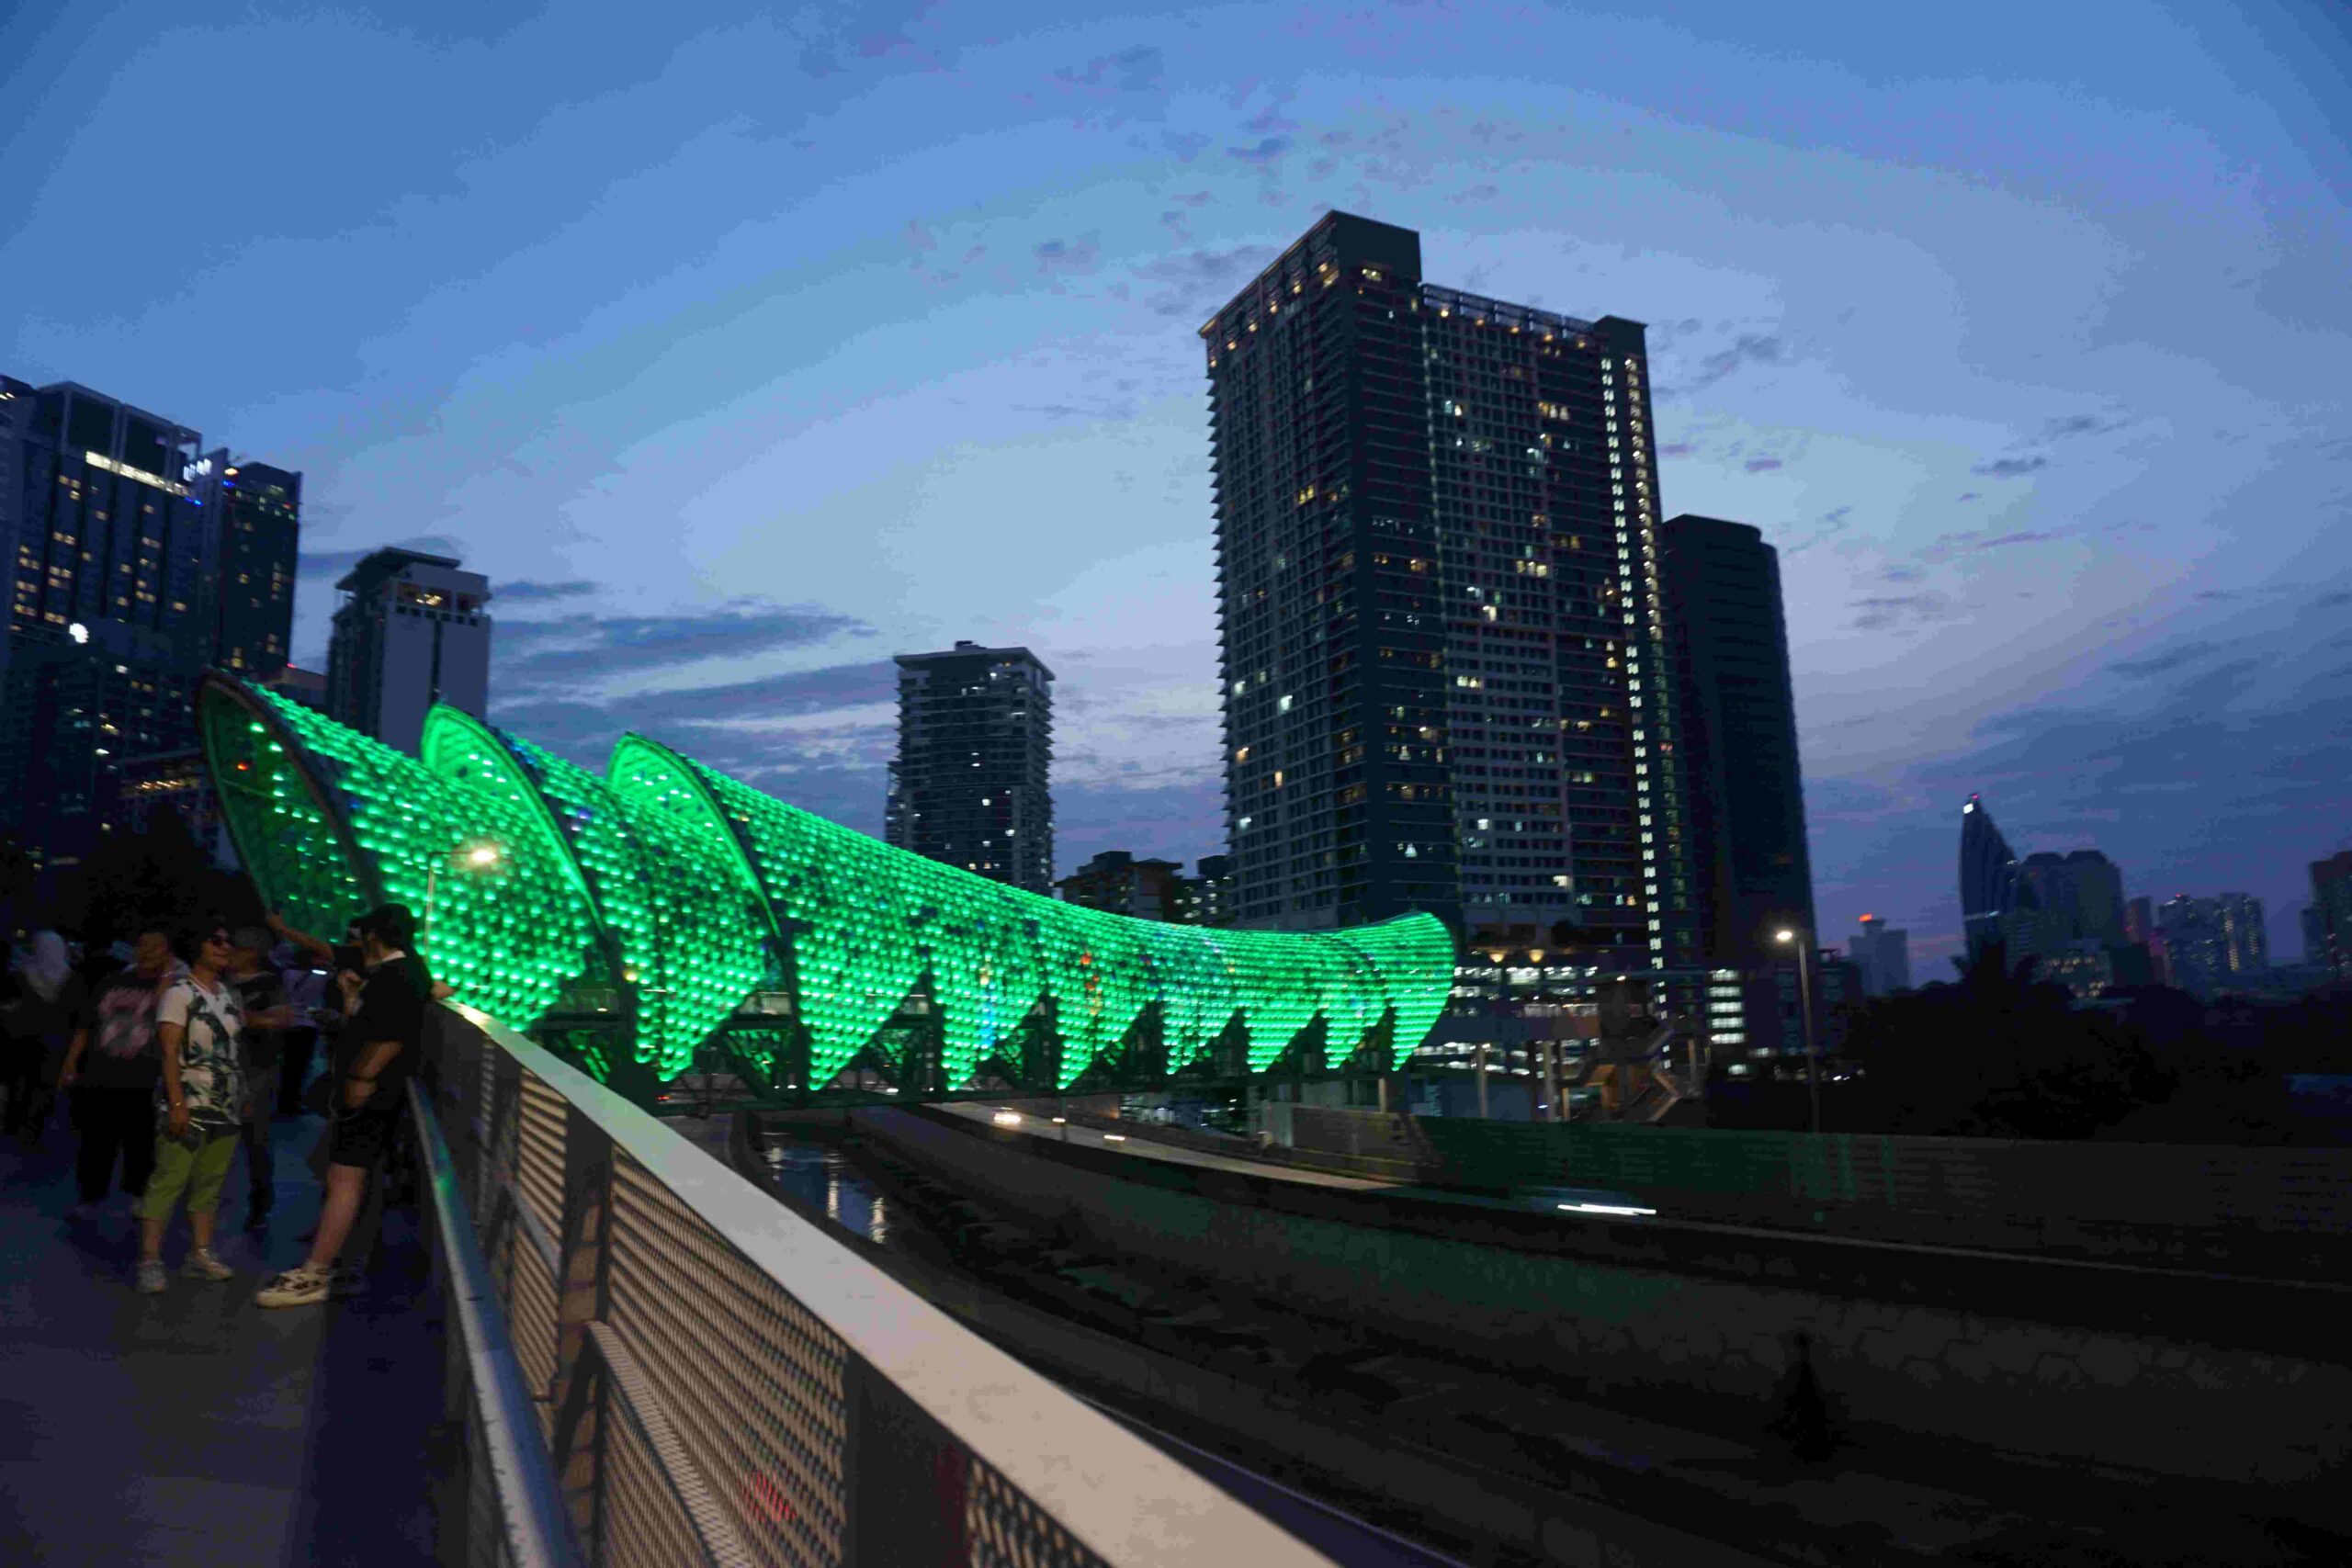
[1182,852,1237,927]
[187,452,300,679]
[0,378,220,863]
[1662,513,1814,965]
[1958,795,2028,959]
[1057,851,1184,919]
[2312,852,2352,980]
[2123,896,2154,946]
[2060,850,2126,944]
[1848,913,1912,996]
[2155,896,2231,998]
[884,640,1054,893]
[324,547,492,755]
[0,619,189,867]
[2215,892,2268,976]
[1204,211,1695,964]
[2015,847,2129,957]
[2302,903,2331,969]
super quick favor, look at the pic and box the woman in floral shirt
[136,923,247,1293]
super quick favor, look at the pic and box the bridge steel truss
[197,673,1455,1108]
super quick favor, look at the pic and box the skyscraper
[2155,895,2230,998]
[1204,211,1695,964]
[2214,892,2268,976]
[885,640,1054,893]
[1662,513,1813,964]
[1848,914,1912,996]
[0,378,217,863]
[324,547,492,754]
[1959,795,2027,958]
[187,452,300,680]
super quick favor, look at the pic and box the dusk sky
[6,1,2347,970]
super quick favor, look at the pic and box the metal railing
[412,1003,1336,1568]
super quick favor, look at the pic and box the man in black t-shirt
[255,904,431,1310]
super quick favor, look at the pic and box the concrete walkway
[0,1108,447,1566]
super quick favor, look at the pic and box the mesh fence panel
[608,1157,849,1568]
[604,1400,713,1568]
[423,1021,1317,1568]
[967,1457,1115,1568]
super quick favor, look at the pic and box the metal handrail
[426,1002,1339,1568]
[409,1078,583,1567]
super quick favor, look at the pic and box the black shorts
[324,1101,401,1172]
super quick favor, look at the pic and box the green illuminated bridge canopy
[197,675,1455,1097]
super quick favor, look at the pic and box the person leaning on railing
[254,904,433,1310]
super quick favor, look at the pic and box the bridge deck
[1,1113,446,1567]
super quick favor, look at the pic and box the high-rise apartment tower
[1204,212,1696,962]
[1661,513,1813,964]
[0,378,235,863]
[188,451,300,680]
[1959,795,2027,959]
[325,547,492,755]
[885,640,1054,893]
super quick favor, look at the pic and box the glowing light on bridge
[198,673,1456,1094]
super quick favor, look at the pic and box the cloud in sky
[496,578,598,604]
[1972,455,2051,478]
[8,0,2346,942]
[499,602,873,688]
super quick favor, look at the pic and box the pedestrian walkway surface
[0,1111,447,1566]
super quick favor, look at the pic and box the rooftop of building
[895,638,1055,680]
[1199,210,1637,344]
[334,546,482,595]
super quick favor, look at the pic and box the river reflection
[763,1138,889,1247]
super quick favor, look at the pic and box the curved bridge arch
[198,675,1457,1098]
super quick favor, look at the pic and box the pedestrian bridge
[194,673,1453,1108]
[0,995,1348,1566]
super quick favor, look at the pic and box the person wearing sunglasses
[134,922,251,1293]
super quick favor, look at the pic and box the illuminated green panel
[628,745,1455,1086]
[201,679,1455,1091]
[672,756,926,1089]
[1334,913,1457,1066]
[605,735,784,991]
[199,681,379,940]
[1132,919,1226,1067]
[1312,939,1386,1051]
[912,877,1031,1089]
[511,728,774,1077]
[422,708,769,1079]
[241,687,604,1031]
[1034,906,1142,1087]
[945,888,1046,1088]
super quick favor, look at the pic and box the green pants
[142,1130,239,1224]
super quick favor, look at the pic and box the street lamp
[1774,927,1823,1136]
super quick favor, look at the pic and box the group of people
[1,903,435,1305]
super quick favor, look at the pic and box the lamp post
[1774,927,1822,1135]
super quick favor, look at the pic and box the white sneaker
[183,1249,234,1281]
[254,1266,331,1308]
[135,1259,167,1294]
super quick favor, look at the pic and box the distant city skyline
[5,1,2345,962]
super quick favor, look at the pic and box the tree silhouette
[1839,939,2172,1138]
